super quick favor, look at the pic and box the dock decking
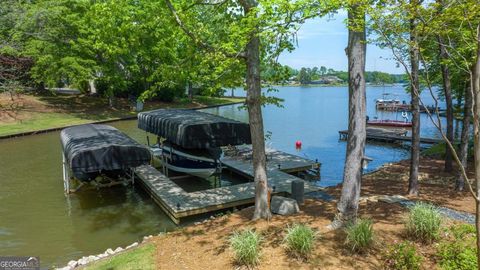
[134,149,321,224]
[339,128,442,144]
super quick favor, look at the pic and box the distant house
[286,76,298,85]
[311,76,344,84]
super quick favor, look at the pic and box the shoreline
[0,99,244,140]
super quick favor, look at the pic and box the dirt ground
[152,157,471,270]
[333,157,476,214]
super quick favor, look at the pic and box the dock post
[62,153,70,194]
[291,180,304,205]
[131,167,135,185]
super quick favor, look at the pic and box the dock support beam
[62,153,70,194]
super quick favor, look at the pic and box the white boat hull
[150,145,219,178]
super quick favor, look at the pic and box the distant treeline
[262,64,407,85]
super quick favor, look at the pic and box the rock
[114,247,124,253]
[67,260,78,268]
[378,195,408,204]
[88,255,98,262]
[270,196,300,215]
[106,248,115,255]
[126,242,138,249]
[97,253,107,259]
[77,257,88,265]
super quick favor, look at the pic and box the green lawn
[0,95,243,137]
[0,112,104,136]
[84,243,156,270]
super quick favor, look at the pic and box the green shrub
[438,224,477,270]
[229,229,262,266]
[344,218,374,252]
[405,202,442,242]
[384,241,422,270]
[284,224,316,258]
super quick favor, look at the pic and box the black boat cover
[138,109,252,149]
[61,124,151,180]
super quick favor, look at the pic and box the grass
[0,112,98,136]
[0,94,244,137]
[405,202,442,242]
[344,219,374,253]
[421,142,446,158]
[284,224,316,259]
[229,229,262,266]
[84,243,156,270]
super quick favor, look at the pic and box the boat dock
[134,149,321,224]
[338,128,442,144]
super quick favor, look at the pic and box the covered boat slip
[137,109,252,149]
[61,124,151,192]
[134,147,321,224]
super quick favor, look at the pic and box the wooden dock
[134,149,321,224]
[339,128,442,144]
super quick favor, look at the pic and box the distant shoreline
[254,83,404,88]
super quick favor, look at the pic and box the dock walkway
[134,149,321,224]
[339,128,442,144]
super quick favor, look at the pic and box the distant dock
[338,128,442,144]
[134,148,321,224]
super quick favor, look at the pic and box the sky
[278,11,404,74]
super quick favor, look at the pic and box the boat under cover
[138,109,251,149]
[61,124,151,181]
[151,143,219,179]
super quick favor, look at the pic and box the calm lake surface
[0,85,447,266]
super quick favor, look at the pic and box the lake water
[0,85,447,267]
[203,84,448,185]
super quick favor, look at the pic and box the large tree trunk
[408,6,420,196]
[438,35,454,172]
[457,83,472,191]
[241,0,271,220]
[471,23,480,269]
[330,4,366,228]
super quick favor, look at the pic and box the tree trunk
[457,83,472,191]
[89,80,97,95]
[408,6,420,196]
[188,81,193,101]
[438,35,454,172]
[331,4,366,228]
[241,0,271,220]
[471,23,480,269]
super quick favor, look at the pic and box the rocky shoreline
[56,235,155,270]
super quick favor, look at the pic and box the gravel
[399,200,475,224]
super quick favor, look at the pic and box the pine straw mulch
[152,157,472,269]
[326,157,476,215]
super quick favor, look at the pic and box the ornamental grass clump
[344,218,374,253]
[229,229,262,266]
[405,202,442,242]
[284,224,316,259]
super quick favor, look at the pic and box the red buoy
[295,140,302,150]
